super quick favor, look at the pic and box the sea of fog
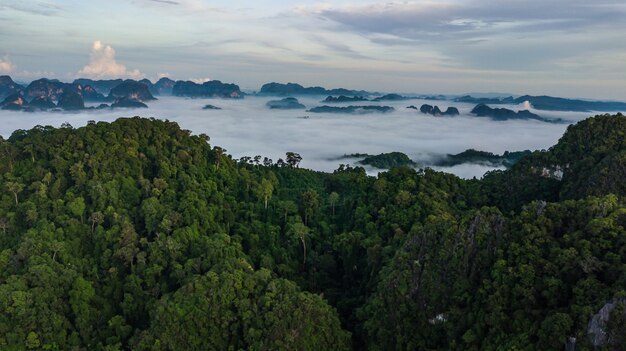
[0,96,593,178]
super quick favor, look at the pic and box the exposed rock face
[0,75,24,100]
[81,85,107,101]
[23,78,106,102]
[29,96,56,110]
[323,95,368,103]
[0,93,27,110]
[308,105,394,114]
[108,81,156,101]
[419,104,460,116]
[111,97,148,108]
[587,298,626,348]
[24,78,68,100]
[57,91,85,110]
[73,78,124,94]
[266,97,305,109]
[154,77,176,95]
[172,80,243,98]
[139,78,154,91]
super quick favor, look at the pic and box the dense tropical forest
[1,114,625,350]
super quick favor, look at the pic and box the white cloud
[190,77,211,83]
[0,56,15,73]
[78,40,143,79]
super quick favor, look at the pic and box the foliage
[1,114,626,350]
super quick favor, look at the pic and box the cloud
[301,0,626,41]
[147,0,180,5]
[0,96,590,179]
[190,77,211,83]
[0,1,62,16]
[0,56,56,79]
[285,0,626,74]
[0,55,15,73]
[308,35,372,60]
[78,41,143,79]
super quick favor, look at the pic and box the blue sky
[1,0,625,98]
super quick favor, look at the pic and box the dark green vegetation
[0,76,24,100]
[265,97,305,110]
[172,80,243,99]
[323,96,369,103]
[202,104,222,110]
[437,149,532,168]
[259,82,371,96]
[455,95,626,112]
[1,114,626,350]
[110,98,148,109]
[357,152,417,169]
[308,105,394,114]
[420,104,460,116]
[372,94,412,101]
[0,76,158,111]
[516,95,626,112]
[108,82,156,102]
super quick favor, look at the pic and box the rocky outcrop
[23,78,106,102]
[515,95,626,112]
[259,82,371,96]
[454,95,516,104]
[323,95,368,103]
[108,81,156,101]
[111,97,148,108]
[266,97,305,109]
[372,93,411,101]
[172,80,243,98]
[24,78,68,101]
[80,85,107,101]
[202,104,222,110]
[587,298,626,349]
[420,104,459,116]
[455,94,626,112]
[57,91,85,110]
[0,93,27,110]
[73,78,124,94]
[471,104,561,123]
[0,75,24,100]
[154,77,176,95]
[29,96,56,110]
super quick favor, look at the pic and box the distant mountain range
[259,82,374,97]
[455,95,626,112]
[1,75,626,113]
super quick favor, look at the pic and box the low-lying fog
[0,96,593,178]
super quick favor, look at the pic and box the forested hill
[1,115,625,350]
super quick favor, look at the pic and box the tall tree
[289,222,310,265]
[300,190,319,225]
[285,152,302,168]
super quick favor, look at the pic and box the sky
[1,0,626,99]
